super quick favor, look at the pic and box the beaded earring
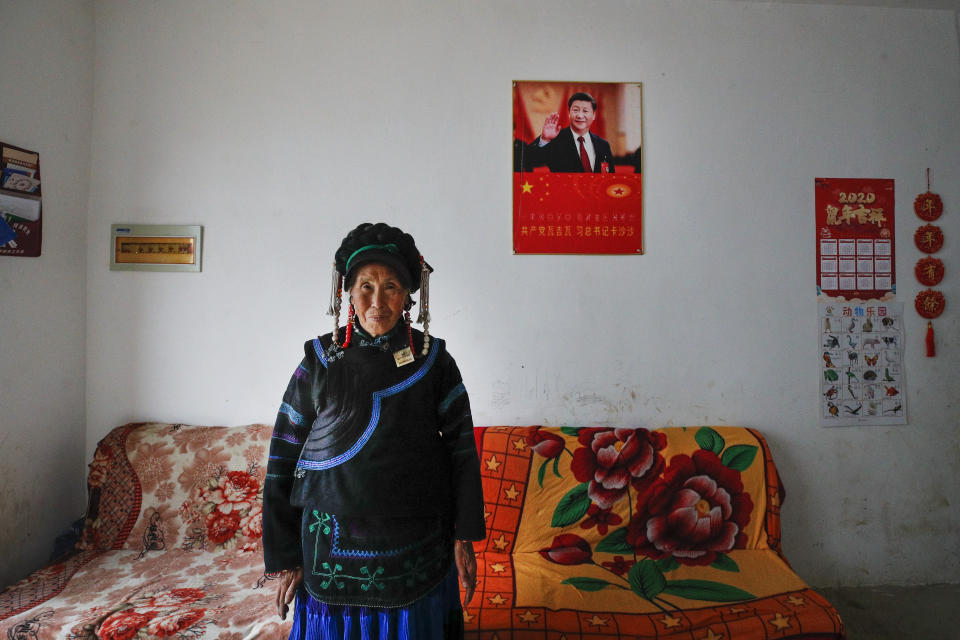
[416,257,433,356]
[343,303,355,348]
[327,263,343,347]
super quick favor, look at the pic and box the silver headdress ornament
[327,262,344,346]
[416,258,434,356]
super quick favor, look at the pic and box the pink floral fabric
[0,422,289,639]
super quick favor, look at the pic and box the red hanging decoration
[915,289,945,319]
[915,192,943,221]
[343,303,355,347]
[915,257,944,286]
[914,169,943,221]
[914,224,944,254]
[913,169,945,358]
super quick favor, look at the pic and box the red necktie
[578,136,592,172]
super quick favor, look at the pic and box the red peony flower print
[571,428,667,509]
[146,608,206,637]
[98,609,156,640]
[600,555,635,576]
[207,511,242,545]
[579,504,622,535]
[527,428,565,459]
[199,471,260,516]
[539,534,593,565]
[240,502,263,539]
[628,449,753,566]
[147,587,205,607]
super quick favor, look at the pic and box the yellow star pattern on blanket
[769,613,792,630]
[518,610,540,623]
[660,615,682,628]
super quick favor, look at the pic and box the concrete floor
[816,584,960,640]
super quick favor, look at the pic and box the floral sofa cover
[466,426,845,639]
[0,422,290,640]
[0,423,845,640]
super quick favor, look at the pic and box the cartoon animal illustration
[823,352,836,368]
[824,335,840,349]
[863,385,876,400]
[865,353,879,366]
[845,369,858,382]
[882,336,898,347]
[882,317,895,328]
[824,385,838,400]
[883,368,895,382]
[847,383,857,399]
[863,370,877,381]
[827,402,839,417]
[863,338,882,349]
[863,317,873,332]
[824,369,839,382]
[884,385,899,397]
[866,401,879,415]
[847,318,856,332]
[844,403,862,415]
[885,400,902,414]
[825,317,832,332]
[847,335,858,349]
[847,351,858,364]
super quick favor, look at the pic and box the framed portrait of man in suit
[513,81,643,255]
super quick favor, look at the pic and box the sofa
[0,422,845,639]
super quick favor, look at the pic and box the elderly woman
[263,222,485,640]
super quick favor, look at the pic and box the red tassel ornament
[926,321,936,358]
[343,304,355,348]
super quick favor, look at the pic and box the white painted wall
[0,0,93,587]
[77,0,958,588]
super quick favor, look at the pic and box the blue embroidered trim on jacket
[438,382,465,414]
[297,340,440,471]
[279,402,304,425]
[294,364,309,380]
[313,338,329,368]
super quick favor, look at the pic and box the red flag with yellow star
[514,173,643,254]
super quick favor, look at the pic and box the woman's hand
[275,567,303,620]
[454,539,477,608]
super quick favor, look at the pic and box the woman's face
[349,263,409,337]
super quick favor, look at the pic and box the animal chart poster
[513,81,643,254]
[820,302,906,426]
[815,178,894,300]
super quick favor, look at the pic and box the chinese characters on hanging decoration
[816,178,895,301]
[820,302,906,426]
[913,169,946,357]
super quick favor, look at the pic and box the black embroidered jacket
[262,322,485,607]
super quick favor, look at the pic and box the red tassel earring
[926,322,936,357]
[343,303,355,348]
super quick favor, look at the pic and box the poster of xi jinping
[513,81,643,254]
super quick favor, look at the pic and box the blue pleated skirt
[288,564,464,640]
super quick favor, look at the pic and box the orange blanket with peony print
[465,426,845,639]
